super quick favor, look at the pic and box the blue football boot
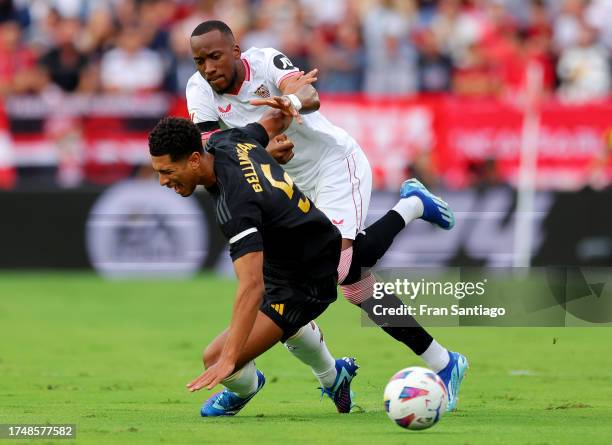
[437,351,469,411]
[399,178,455,230]
[200,370,265,417]
[320,357,359,413]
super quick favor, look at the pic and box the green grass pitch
[1,272,611,445]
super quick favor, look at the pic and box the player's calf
[201,329,228,368]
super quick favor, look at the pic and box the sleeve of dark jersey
[196,121,221,140]
[240,122,270,148]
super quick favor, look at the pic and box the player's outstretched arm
[187,251,265,391]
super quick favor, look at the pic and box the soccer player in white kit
[185,20,468,413]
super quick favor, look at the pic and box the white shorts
[302,148,372,240]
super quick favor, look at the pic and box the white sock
[285,321,337,388]
[221,360,259,397]
[392,196,424,226]
[419,340,450,373]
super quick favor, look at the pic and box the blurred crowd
[0,0,611,102]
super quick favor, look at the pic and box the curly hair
[148,117,203,162]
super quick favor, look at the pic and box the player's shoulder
[242,47,290,69]
[217,123,265,144]
[207,127,232,147]
[207,126,247,151]
[242,46,277,61]
[206,131,235,166]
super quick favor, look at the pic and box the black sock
[344,210,405,284]
[359,292,433,355]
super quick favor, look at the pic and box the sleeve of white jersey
[185,75,219,124]
[262,48,301,89]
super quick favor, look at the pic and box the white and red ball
[383,366,448,430]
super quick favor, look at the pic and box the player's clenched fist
[266,134,295,164]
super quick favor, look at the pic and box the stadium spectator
[300,0,349,27]
[310,19,365,92]
[113,0,139,31]
[478,0,523,94]
[557,24,610,103]
[165,19,198,94]
[0,0,29,26]
[552,0,586,52]
[275,10,312,77]
[241,6,282,50]
[0,20,43,95]
[137,0,176,53]
[100,26,164,93]
[430,0,481,67]
[522,30,556,95]
[79,7,116,58]
[415,28,453,92]
[39,17,90,92]
[584,0,612,52]
[524,0,552,39]
[362,0,418,94]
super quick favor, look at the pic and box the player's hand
[250,69,318,125]
[250,95,302,123]
[280,68,318,94]
[266,134,295,164]
[186,359,235,392]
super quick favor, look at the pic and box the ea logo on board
[86,180,207,279]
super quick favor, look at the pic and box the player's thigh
[203,312,283,370]
[315,149,372,240]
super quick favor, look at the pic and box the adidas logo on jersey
[254,84,271,98]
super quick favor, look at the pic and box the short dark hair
[149,117,203,162]
[191,20,234,39]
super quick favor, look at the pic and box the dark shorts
[259,274,338,342]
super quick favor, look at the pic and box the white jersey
[186,47,359,191]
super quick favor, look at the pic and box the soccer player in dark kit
[148,108,359,416]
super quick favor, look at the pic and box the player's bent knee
[340,274,377,305]
[203,344,220,369]
[340,286,360,305]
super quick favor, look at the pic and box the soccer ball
[383,366,448,430]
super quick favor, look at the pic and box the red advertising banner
[436,98,612,189]
[3,95,611,190]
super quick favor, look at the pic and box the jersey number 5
[260,164,310,213]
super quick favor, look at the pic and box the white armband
[284,94,303,112]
